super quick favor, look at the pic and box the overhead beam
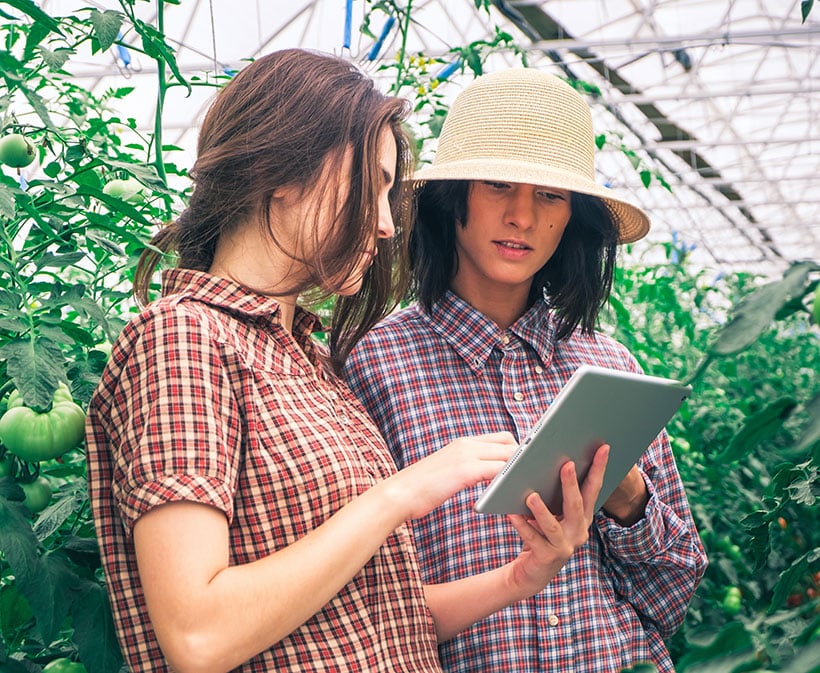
[489,0,786,261]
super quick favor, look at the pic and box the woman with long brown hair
[85,49,608,673]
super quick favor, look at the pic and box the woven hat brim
[414,159,650,244]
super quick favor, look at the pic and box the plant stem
[153,0,168,195]
[394,0,413,94]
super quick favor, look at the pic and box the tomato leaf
[790,390,820,458]
[0,489,44,617]
[802,0,815,23]
[88,9,123,54]
[0,336,66,410]
[32,551,77,643]
[1,0,63,36]
[676,622,754,670]
[37,46,72,72]
[780,639,820,672]
[0,583,35,643]
[20,84,55,130]
[33,484,86,541]
[710,261,818,355]
[0,182,17,219]
[769,548,820,614]
[717,397,797,463]
[70,581,125,673]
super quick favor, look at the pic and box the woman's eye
[483,181,509,190]
[538,191,565,201]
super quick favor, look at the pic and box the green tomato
[20,476,52,513]
[671,437,691,453]
[0,133,36,168]
[43,658,88,673]
[721,586,742,615]
[102,177,144,203]
[0,383,86,462]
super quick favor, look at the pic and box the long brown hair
[133,49,413,370]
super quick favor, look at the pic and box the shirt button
[547,614,559,627]
[535,366,544,374]
[513,392,524,402]
[501,334,510,345]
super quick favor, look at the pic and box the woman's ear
[271,183,301,202]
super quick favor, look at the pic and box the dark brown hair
[409,180,619,340]
[133,48,413,370]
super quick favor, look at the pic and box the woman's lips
[493,240,532,259]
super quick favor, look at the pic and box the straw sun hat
[414,68,651,244]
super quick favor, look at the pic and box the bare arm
[425,445,610,642]
[133,433,517,673]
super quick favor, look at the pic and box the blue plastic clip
[433,59,461,81]
[367,16,395,60]
[343,0,353,50]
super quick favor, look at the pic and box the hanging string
[208,0,218,76]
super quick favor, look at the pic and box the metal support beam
[489,0,790,262]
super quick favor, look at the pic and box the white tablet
[474,364,691,516]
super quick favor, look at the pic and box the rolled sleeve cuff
[116,474,235,537]
[595,473,682,563]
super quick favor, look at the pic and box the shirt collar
[161,268,324,338]
[421,290,557,374]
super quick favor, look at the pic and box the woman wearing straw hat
[343,68,707,672]
[85,51,612,673]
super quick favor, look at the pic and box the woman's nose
[505,187,536,229]
[378,203,395,239]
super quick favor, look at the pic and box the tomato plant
[0,2,199,672]
[606,253,820,671]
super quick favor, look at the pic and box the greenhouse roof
[33,0,820,277]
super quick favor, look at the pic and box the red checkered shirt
[344,291,708,673]
[86,269,442,673]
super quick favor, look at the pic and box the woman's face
[333,126,397,296]
[262,126,397,296]
[450,180,572,307]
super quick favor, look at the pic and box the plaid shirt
[86,269,442,673]
[344,291,707,673]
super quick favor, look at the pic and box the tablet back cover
[474,365,691,516]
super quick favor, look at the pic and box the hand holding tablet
[474,365,692,516]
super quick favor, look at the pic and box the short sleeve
[106,304,243,536]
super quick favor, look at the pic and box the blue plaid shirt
[345,291,707,673]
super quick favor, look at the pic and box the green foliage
[802,0,815,23]
[0,2,195,671]
[1,3,817,673]
[604,243,820,671]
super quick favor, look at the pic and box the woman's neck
[449,282,529,331]
[209,221,299,333]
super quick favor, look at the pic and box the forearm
[136,477,411,673]
[425,565,524,643]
